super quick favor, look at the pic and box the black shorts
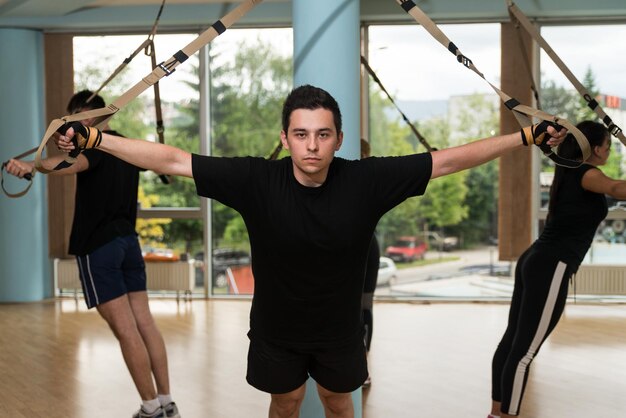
[76,235,147,309]
[246,333,368,394]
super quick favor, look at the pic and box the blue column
[293,0,360,160]
[292,2,363,417]
[0,29,50,302]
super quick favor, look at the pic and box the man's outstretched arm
[57,127,193,178]
[430,124,566,179]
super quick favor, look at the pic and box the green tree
[142,37,293,254]
[75,44,171,249]
[541,69,623,178]
[576,67,600,122]
[368,88,422,249]
[209,38,292,250]
[446,94,499,245]
[368,87,470,248]
[140,59,203,255]
[539,79,580,122]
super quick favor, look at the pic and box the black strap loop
[212,20,227,35]
[400,0,416,13]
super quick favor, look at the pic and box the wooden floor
[0,298,624,418]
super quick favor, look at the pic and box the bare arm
[582,168,626,200]
[6,154,89,178]
[57,128,193,178]
[430,127,565,179]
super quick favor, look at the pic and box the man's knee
[317,387,353,415]
[270,385,306,418]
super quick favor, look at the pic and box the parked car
[420,231,459,251]
[377,256,397,286]
[194,248,251,288]
[384,236,427,262]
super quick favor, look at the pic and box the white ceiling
[1,0,626,32]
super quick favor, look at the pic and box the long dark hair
[548,121,609,216]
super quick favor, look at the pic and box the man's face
[74,106,96,127]
[280,108,343,187]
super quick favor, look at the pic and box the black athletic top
[192,153,432,347]
[68,131,140,256]
[535,163,607,268]
[363,235,380,294]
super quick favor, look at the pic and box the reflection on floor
[0,299,624,417]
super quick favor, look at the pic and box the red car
[384,236,427,263]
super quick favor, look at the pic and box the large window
[538,25,626,281]
[74,28,292,297]
[366,24,506,300]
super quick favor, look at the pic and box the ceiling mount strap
[394,0,590,167]
[507,0,626,146]
[87,0,167,103]
[360,55,435,152]
[35,0,263,174]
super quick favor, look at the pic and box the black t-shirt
[535,163,607,267]
[192,153,432,347]
[363,235,380,294]
[68,131,140,256]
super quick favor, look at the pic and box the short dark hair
[281,85,342,134]
[66,90,106,114]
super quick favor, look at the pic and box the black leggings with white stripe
[491,245,574,416]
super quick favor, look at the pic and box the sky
[74,23,626,104]
[368,23,626,101]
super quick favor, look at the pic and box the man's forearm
[431,132,521,179]
[99,133,193,178]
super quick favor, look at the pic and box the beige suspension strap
[507,1,626,146]
[91,0,171,184]
[395,0,591,167]
[86,0,166,104]
[35,0,263,173]
[361,54,435,152]
[2,1,169,196]
[509,9,542,111]
[1,148,36,198]
[268,142,282,160]
[147,39,172,184]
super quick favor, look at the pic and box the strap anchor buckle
[457,54,473,68]
[158,60,177,77]
[609,124,622,137]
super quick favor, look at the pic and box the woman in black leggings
[488,121,626,418]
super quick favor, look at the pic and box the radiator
[570,265,626,295]
[54,258,196,301]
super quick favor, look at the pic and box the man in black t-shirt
[6,91,180,418]
[55,84,566,418]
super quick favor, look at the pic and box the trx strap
[395,0,591,167]
[2,1,170,196]
[35,0,263,173]
[86,0,166,104]
[361,54,435,152]
[148,40,172,185]
[268,142,282,160]
[1,147,36,198]
[508,10,542,110]
[90,0,171,184]
[507,1,626,146]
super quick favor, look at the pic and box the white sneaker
[163,402,181,418]
[132,406,166,418]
